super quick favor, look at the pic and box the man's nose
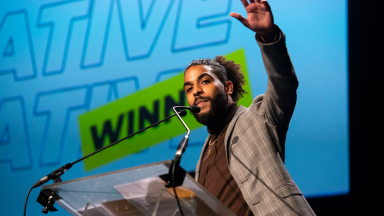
[193,87,202,97]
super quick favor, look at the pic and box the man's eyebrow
[183,81,192,88]
[197,73,212,80]
[183,73,213,88]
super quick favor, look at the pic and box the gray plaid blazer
[195,27,316,216]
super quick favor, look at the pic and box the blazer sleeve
[251,25,298,131]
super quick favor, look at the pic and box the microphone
[171,106,200,164]
[177,109,188,116]
[32,163,72,188]
[186,106,201,113]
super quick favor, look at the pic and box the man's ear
[224,81,234,95]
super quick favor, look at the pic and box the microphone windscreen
[189,106,201,113]
[178,109,187,117]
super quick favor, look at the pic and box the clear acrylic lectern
[39,160,235,216]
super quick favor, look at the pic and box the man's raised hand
[230,0,275,42]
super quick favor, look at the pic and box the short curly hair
[185,55,247,102]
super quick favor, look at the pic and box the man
[183,0,315,215]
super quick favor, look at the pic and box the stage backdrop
[0,0,347,215]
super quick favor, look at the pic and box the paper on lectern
[113,177,164,200]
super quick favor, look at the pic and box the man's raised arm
[231,0,298,129]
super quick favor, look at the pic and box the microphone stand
[159,106,200,216]
[172,106,191,164]
[159,106,201,187]
[24,110,187,216]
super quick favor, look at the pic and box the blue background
[0,0,347,215]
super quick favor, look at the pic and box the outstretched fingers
[230,12,249,27]
[257,0,270,6]
[240,0,249,8]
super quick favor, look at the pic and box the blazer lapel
[224,105,247,161]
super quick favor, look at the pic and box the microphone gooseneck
[31,109,187,189]
[171,106,200,164]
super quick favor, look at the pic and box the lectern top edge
[41,160,173,189]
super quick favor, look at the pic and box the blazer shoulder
[245,94,266,115]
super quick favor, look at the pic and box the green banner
[79,48,252,170]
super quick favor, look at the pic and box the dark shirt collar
[207,102,238,135]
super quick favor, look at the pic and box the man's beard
[193,88,228,126]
